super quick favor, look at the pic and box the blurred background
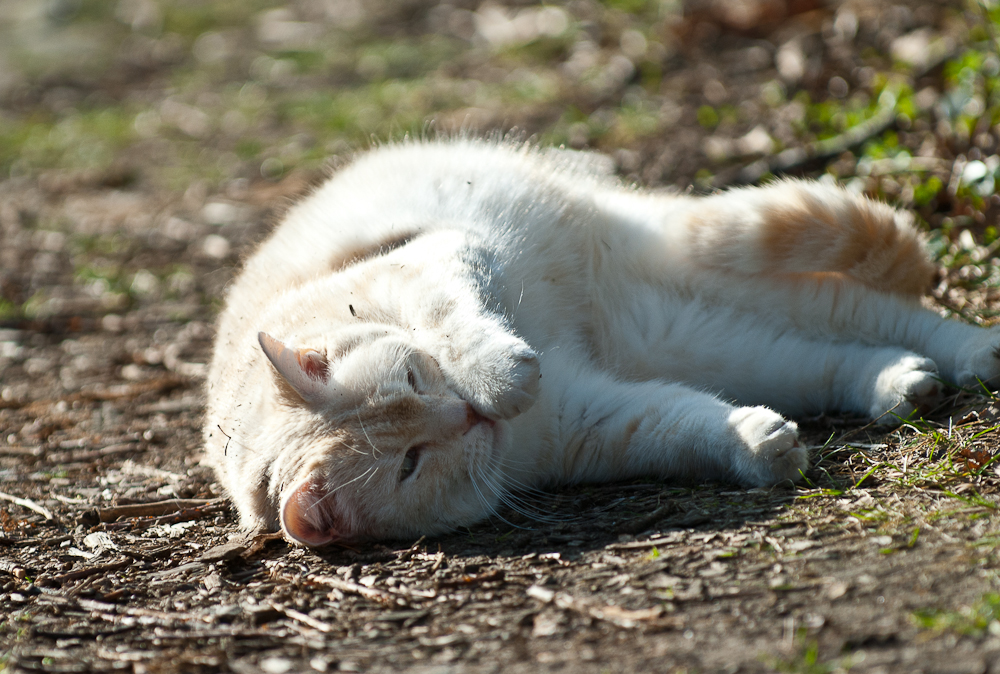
[0,0,998,334]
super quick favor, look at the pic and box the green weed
[913,593,1000,636]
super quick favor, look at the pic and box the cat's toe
[871,355,940,425]
[728,406,806,486]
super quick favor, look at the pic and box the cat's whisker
[489,483,576,525]
[355,411,382,458]
[487,459,567,499]
[478,461,580,525]
[475,462,567,528]
[487,472,556,501]
[342,442,368,456]
[361,464,380,488]
[309,464,378,510]
[468,464,532,530]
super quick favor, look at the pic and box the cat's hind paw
[870,355,941,425]
[728,406,807,486]
[954,327,1000,392]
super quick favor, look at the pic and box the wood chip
[307,575,397,604]
[48,442,144,463]
[526,584,673,629]
[0,445,44,457]
[619,502,679,535]
[200,538,251,563]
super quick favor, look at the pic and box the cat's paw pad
[955,327,1000,390]
[871,355,940,425]
[728,406,806,486]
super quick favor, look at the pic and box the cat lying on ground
[204,139,1000,547]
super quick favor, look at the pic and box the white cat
[204,139,1000,547]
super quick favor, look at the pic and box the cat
[203,138,1000,547]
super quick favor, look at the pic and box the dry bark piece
[53,559,130,583]
[95,498,224,522]
[200,537,251,563]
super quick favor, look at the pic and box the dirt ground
[3,0,1000,672]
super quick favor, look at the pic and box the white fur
[203,139,1000,544]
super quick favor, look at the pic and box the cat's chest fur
[204,139,999,546]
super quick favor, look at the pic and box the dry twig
[0,489,54,520]
[96,498,221,522]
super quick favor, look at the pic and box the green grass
[771,633,856,673]
[0,107,136,176]
[913,593,1000,636]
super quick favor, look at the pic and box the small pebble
[260,657,293,674]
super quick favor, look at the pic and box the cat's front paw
[870,355,941,425]
[955,327,1000,390]
[728,406,806,486]
[450,337,540,420]
[482,342,541,419]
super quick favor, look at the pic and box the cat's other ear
[280,475,340,547]
[258,332,331,405]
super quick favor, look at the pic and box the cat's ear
[280,476,339,547]
[258,332,331,404]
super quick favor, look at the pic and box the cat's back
[209,141,615,361]
[219,140,615,329]
[276,139,614,245]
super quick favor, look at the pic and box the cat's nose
[438,399,494,435]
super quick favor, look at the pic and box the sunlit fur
[204,138,1000,545]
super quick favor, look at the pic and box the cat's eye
[399,446,421,481]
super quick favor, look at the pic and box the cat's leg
[381,242,542,421]
[595,181,1000,388]
[601,295,942,422]
[515,352,806,488]
[709,277,1000,391]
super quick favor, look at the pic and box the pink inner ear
[280,476,340,547]
[258,332,331,403]
[296,349,329,381]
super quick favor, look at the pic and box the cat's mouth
[464,406,496,435]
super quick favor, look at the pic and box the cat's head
[257,327,506,546]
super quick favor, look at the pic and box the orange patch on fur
[622,417,643,450]
[759,195,933,296]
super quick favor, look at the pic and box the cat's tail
[682,179,934,296]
